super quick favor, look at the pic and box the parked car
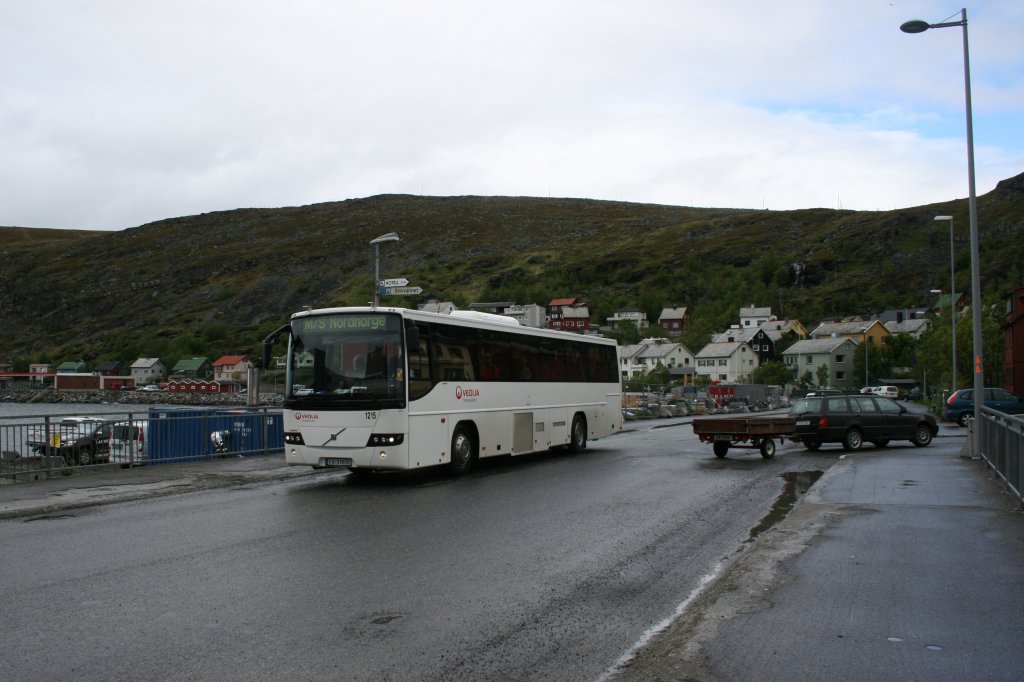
[904,387,922,401]
[25,417,112,465]
[138,384,163,392]
[943,388,1024,426]
[860,385,898,399]
[806,389,842,397]
[789,394,937,451]
[873,385,899,399]
[109,420,149,466]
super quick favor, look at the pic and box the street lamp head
[900,19,931,34]
[369,232,401,245]
[930,289,942,294]
[934,215,953,222]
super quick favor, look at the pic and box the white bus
[263,306,622,474]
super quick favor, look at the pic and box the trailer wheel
[759,439,775,459]
[713,441,729,458]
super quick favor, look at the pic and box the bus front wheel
[450,425,476,475]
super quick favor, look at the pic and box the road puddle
[747,470,823,541]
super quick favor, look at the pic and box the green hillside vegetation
[1,172,1022,378]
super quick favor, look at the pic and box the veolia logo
[295,413,320,422]
[455,386,480,400]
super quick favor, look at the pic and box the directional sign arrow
[379,278,409,287]
[381,286,423,296]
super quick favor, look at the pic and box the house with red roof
[213,355,254,384]
[547,297,592,332]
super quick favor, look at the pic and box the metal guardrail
[0,407,284,484]
[978,407,1024,505]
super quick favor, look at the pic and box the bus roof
[290,306,617,346]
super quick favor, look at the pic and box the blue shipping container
[147,407,220,463]
[214,409,284,457]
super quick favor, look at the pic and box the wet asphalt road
[1,420,841,681]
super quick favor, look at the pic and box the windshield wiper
[326,386,383,406]
[346,386,383,407]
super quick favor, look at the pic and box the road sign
[379,278,409,287]
[380,286,423,296]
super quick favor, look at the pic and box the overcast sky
[1,1,1021,231]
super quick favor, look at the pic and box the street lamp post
[902,8,983,458]
[370,232,400,307]
[930,287,956,395]
[934,216,956,390]
[864,337,869,387]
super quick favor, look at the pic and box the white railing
[979,408,1024,505]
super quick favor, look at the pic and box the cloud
[0,0,1021,229]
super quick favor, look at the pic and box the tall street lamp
[902,9,983,457]
[930,287,956,394]
[370,232,400,307]
[934,215,956,390]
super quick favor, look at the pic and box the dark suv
[26,417,112,465]
[789,394,937,451]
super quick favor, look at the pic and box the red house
[547,297,592,332]
[167,380,235,394]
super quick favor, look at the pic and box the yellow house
[809,320,890,347]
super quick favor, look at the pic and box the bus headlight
[284,431,305,445]
[366,434,404,446]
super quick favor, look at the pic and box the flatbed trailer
[692,415,796,459]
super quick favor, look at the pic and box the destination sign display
[297,314,396,333]
[380,286,423,296]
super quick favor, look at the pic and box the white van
[871,385,899,399]
[109,420,149,465]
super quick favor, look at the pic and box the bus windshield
[286,312,405,410]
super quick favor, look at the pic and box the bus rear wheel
[449,425,476,475]
[568,414,587,453]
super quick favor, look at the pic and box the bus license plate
[796,420,810,426]
[324,458,353,467]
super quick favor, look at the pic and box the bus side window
[475,331,510,381]
[436,327,476,381]
[509,343,536,381]
[565,343,586,381]
[408,324,433,400]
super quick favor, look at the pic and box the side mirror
[262,324,291,369]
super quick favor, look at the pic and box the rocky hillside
[1,172,1022,366]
